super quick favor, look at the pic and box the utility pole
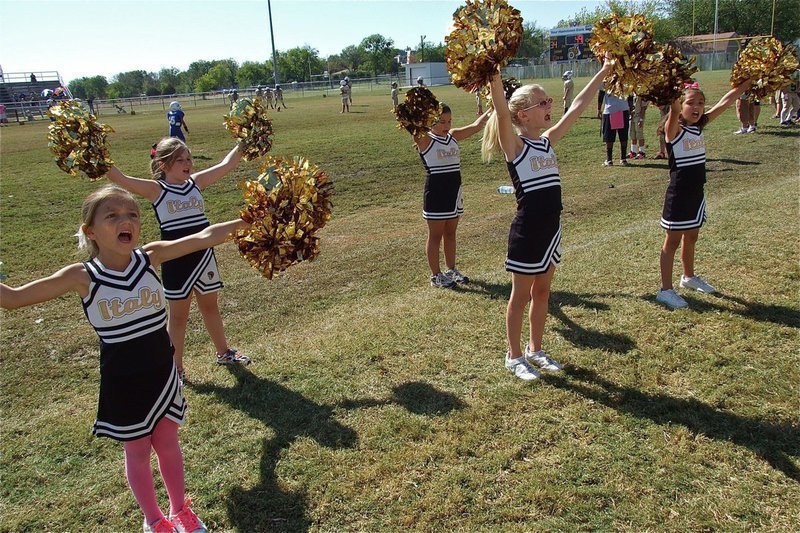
[420,35,426,62]
[267,0,279,84]
[711,0,719,71]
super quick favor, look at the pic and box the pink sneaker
[143,517,176,533]
[170,499,207,533]
[636,152,646,160]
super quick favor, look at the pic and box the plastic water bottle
[497,185,514,194]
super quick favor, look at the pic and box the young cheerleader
[482,59,612,381]
[107,137,250,380]
[0,185,249,532]
[414,104,490,288]
[656,80,752,309]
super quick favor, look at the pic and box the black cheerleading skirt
[94,328,186,441]
[660,184,706,231]
[423,173,463,220]
[161,225,223,300]
[505,209,562,275]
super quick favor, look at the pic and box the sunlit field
[1,71,798,531]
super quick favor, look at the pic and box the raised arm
[192,144,244,190]
[545,59,612,145]
[488,71,524,161]
[106,166,162,203]
[145,219,250,267]
[664,98,683,142]
[451,110,492,141]
[413,131,433,152]
[0,263,89,309]
[705,79,753,124]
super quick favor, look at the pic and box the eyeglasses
[522,97,553,111]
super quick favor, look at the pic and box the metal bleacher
[1,71,68,122]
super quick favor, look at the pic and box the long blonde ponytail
[480,84,542,162]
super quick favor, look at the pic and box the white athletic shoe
[524,346,563,372]
[656,288,689,309]
[746,124,757,133]
[505,352,540,381]
[445,268,469,284]
[679,275,716,294]
[430,272,456,289]
[733,128,748,134]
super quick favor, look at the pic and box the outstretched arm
[145,219,250,267]
[488,70,523,161]
[545,59,612,145]
[106,166,162,203]
[0,263,88,309]
[705,80,753,124]
[450,110,492,141]
[192,144,244,190]
[182,117,189,134]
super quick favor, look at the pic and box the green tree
[280,46,323,82]
[417,40,447,63]
[237,61,270,87]
[518,21,548,60]
[664,0,800,41]
[157,68,180,95]
[68,75,108,99]
[110,70,146,97]
[361,34,395,75]
[340,45,366,71]
[194,63,236,92]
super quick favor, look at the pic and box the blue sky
[0,0,602,83]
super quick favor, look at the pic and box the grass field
[1,70,798,532]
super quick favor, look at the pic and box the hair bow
[683,81,700,89]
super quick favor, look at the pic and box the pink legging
[123,418,185,524]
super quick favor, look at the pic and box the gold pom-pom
[730,37,799,100]
[479,77,522,107]
[393,87,441,137]
[223,96,274,161]
[590,13,660,96]
[639,44,698,106]
[234,156,334,279]
[445,0,523,93]
[47,100,114,180]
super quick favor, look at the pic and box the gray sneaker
[656,288,689,309]
[505,352,540,381]
[524,346,563,372]
[679,275,716,294]
[430,272,456,289]
[445,268,469,283]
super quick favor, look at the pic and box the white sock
[630,143,638,153]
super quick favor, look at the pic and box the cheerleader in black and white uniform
[656,80,753,310]
[0,185,249,532]
[482,60,612,381]
[108,138,251,380]
[414,104,490,288]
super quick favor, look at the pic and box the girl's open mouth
[118,231,132,243]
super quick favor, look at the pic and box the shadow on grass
[642,292,800,328]
[706,157,760,165]
[454,278,510,300]
[338,381,467,416]
[754,128,800,137]
[191,365,357,532]
[460,282,636,353]
[550,291,637,353]
[686,292,800,328]
[191,371,464,531]
[544,365,800,481]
